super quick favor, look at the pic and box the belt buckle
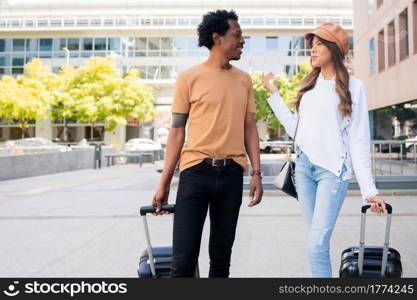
[212,158,226,167]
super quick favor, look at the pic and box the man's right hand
[151,185,171,216]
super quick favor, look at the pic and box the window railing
[258,140,417,176]
[371,140,417,176]
[0,48,312,64]
[0,15,353,30]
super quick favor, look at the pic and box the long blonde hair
[294,36,352,117]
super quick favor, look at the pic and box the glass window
[13,39,25,52]
[59,38,66,50]
[276,36,292,56]
[121,37,134,57]
[161,37,172,50]
[0,40,5,52]
[187,37,198,49]
[27,51,39,61]
[174,65,186,74]
[243,37,250,52]
[368,0,376,15]
[0,57,4,66]
[12,58,24,66]
[148,66,159,79]
[161,38,173,56]
[83,38,93,50]
[266,37,278,50]
[160,66,172,79]
[136,66,147,79]
[285,65,299,77]
[187,36,201,56]
[82,38,93,57]
[387,20,396,66]
[369,38,376,74]
[399,8,409,60]
[251,64,265,72]
[349,36,354,50]
[67,38,79,51]
[148,38,160,56]
[94,38,106,50]
[108,38,120,51]
[414,0,417,55]
[12,57,24,74]
[135,38,147,56]
[293,37,304,48]
[251,36,265,50]
[173,37,187,57]
[12,68,23,75]
[54,39,66,58]
[378,30,385,71]
[39,39,52,51]
[25,39,31,52]
[148,38,160,50]
[270,64,285,75]
[292,37,306,56]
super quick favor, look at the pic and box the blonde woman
[262,23,387,277]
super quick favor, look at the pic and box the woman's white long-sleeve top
[267,73,378,203]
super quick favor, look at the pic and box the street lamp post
[63,47,70,65]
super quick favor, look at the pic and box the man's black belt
[203,158,234,167]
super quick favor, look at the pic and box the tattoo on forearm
[171,113,189,128]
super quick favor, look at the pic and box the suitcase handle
[140,204,175,216]
[140,204,175,277]
[361,203,392,214]
[358,202,392,277]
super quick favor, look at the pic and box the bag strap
[291,113,300,153]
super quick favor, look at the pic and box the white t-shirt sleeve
[347,81,379,203]
[266,92,298,138]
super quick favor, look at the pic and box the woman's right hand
[261,72,278,94]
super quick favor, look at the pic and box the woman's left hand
[367,194,387,214]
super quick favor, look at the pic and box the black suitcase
[137,204,200,278]
[339,203,402,278]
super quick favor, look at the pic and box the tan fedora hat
[304,23,350,56]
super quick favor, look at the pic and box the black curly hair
[197,10,239,50]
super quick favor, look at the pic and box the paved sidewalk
[0,162,416,277]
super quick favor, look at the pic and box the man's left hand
[249,175,263,207]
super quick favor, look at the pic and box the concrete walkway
[0,161,416,277]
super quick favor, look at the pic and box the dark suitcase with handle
[137,204,200,278]
[339,203,402,278]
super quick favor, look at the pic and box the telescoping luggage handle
[140,204,175,277]
[358,203,393,277]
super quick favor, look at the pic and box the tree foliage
[0,56,156,138]
[0,58,54,137]
[251,63,311,136]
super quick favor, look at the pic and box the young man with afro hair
[152,9,263,278]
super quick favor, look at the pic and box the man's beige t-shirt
[171,63,256,172]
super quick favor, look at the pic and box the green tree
[57,56,155,139]
[0,58,53,138]
[251,63,311,139]
[50,64,78,141]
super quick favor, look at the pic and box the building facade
[0,0,353,146]
[353,0,417,140]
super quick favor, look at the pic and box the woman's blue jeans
[295,151,349,277]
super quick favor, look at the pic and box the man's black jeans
[171,160,244,277]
